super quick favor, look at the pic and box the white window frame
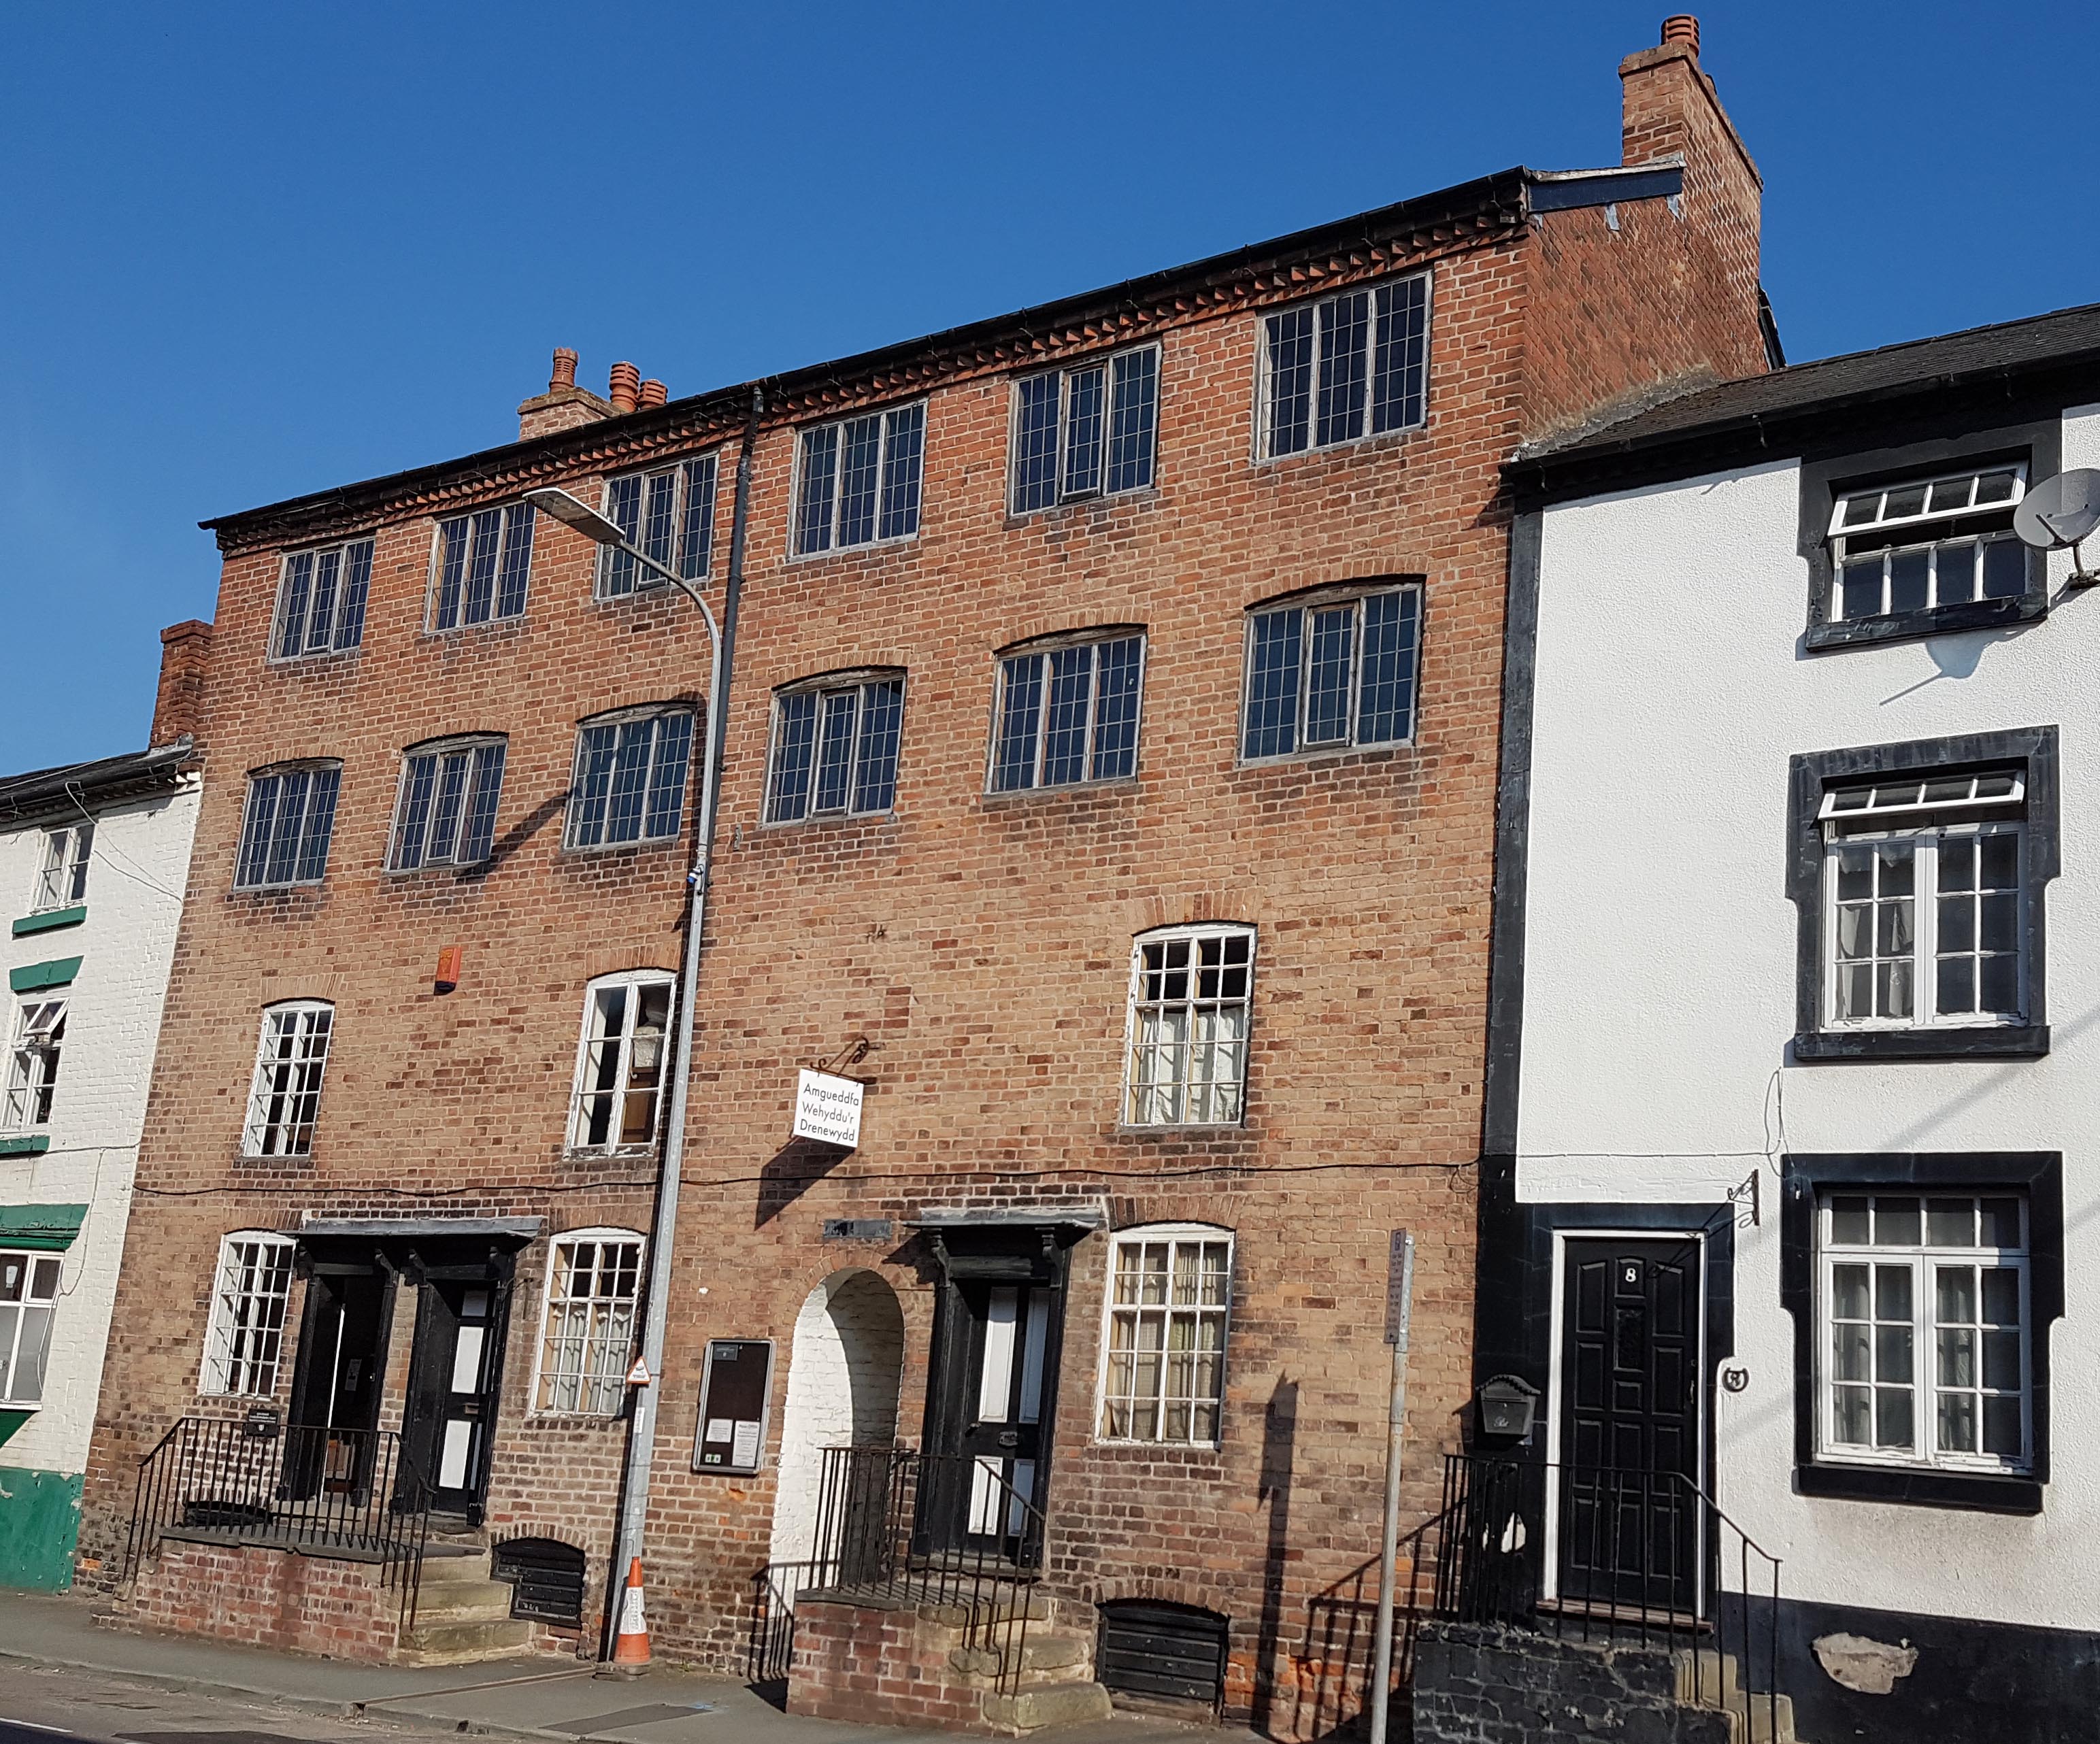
[269,537,374,660]
[429,502,537,630]
[763,672,907,824]
[1254,273,1431,462]
[567,971,676,1154]
[1815,1192,2033,1476]
[1239,582,1423,763]
[241,1001,334,1158]
[386,737,509,871]
[30,822,92,913]
[1122,924,1256,1128]
[197,1231,297,1399]
[986,631,1147,794]
[563,707,697,851]
[529,1228,646,1417]
[1820,774,2028,1032]
[3,996,67,1134]
[1093,1224,1234,1448]
[0,1248,62,1409]
[1007,344,1162,514]
[597,454,720,599]
[1827,464,2028,622]
[233,761,344,891]
[790,403,927,557]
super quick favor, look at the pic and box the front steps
[396,1545,535,1665]
[1676,1649,1806,1744]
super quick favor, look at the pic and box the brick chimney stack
[607,361,641,415]
[516,346,615,441]
[151,619,212,749]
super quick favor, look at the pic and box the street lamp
[524,437,752,1654]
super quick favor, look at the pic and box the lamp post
[524,403,755,1654]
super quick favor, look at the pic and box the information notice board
[693,1339,773,1475]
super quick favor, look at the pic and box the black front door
[1558,1238,1702,1614]
[921,1274,1064,1560]
[401,1275,509,1522]
[284,1267,393,1500]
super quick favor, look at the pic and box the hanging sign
[793,1069,864,1149]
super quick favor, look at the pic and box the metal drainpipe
[604,382,765,1655]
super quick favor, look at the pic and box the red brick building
[83,22,1766,1732]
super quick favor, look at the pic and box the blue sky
[3,2,2093,774]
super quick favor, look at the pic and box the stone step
[919,1588,1052,1628]
[1675,1650,1798,1744]
[410,1587,518,1625]
[948,1628,1090,1680]
[979,1679,1113,1734]
[396,1615,536,1666]
[417,1555,498,1586]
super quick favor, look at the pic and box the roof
[196,161,1684,552]
[0,739,196,828]
[1512,299,2100,499]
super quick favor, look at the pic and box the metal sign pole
[1370,1229,1416,1744]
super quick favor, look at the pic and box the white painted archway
[767,1268,906,1569]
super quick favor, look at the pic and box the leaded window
[0,1250,61,1407]
[793,405,925,554]
[1241,584,1421,760]
[599,456,718,598]
[1124,926,1253,1127]
[272,537,373,658]
[1829,466,2027,622]
[233,763,343,890]
[432,503,535,628]
[199,1232,296,1398]
[569,973,674,1152]
[388,739,507,870]
[1010,348,1160,513]
[31,824,91,912]
[243,1002,333,1158]
[2,999,65,1133]
[1098,1226,1233,1445]
[1260,276,1429,458]
[990,633,1144,792]
[534,1231,644,1415]
[765,675,905,822]
[1819,1192,2030,1474]
[565,711,695,849]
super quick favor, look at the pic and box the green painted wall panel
[8,957,82,994]
[0,1467,82,1591]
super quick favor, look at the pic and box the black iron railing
[1432,1454,1782,1742]
[785,1444,1046,1697]
[124,1417,434,1633]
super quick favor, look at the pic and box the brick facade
[83,22,1765,1734]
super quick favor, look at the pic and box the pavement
[0,1590,1233,1744]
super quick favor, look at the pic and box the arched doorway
[767,1268,905,1571]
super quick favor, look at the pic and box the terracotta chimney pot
[638,379,667,410]
[608,362,641,414]
[550,347,578,392]
[1661,14,1699,54]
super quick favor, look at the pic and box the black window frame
[597,454,718,600]
[763,669,907,825]
[1237,579,1424,765]
[1256,272,1430,462]
[269,537,375,661]
[1799,418,2058,652]
[429,502,536,630]
[1008,345,1161,515]
[1788,726,2057,1062]
[233,760,345,892]
[986,629,1146,795]
[1782,1150,2062,1514]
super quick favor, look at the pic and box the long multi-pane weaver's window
[766,675,905,822]
[1260,275,1429,459]
[1829,466,2027,622]
[199,1232,296,1398]
[1125,926,1254,1127]
[1821,771,2027,1030]
[31,824,91,912]
[534,1232,644,1415]
[242,1002,333,1158]
[1098,1227,1233,1445]
[0,1250,61,1408]
[565,711,695,848]
[234,763,343,890]
[389,739,507,870]
[599,455,718,597]
[1820,1193,2031,1473]
[1242,584,1421,760]
[1010,348,1160,513]
[570,973,674,1152]
[431,503,535,628]
[793,405,926,555]
[272,538,374,658]
[990,633,1144,792]
[3,998,66,1133]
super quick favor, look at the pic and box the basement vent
[491,1537,586,1628]
[1097,1600,1229,1707]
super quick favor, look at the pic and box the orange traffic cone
[612,1556,651,1671]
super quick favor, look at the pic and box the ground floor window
[533,1231,644,1415]
[1097,1225,1233,1445]
[0,1250,60,1406]
[199,1232,296,1398]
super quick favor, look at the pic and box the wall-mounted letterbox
[1478,1374,1539,1441]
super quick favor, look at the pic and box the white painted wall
[0,777,199,1481]
[1518,405,2100,1630]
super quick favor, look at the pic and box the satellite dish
[2015,469,2100,589]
